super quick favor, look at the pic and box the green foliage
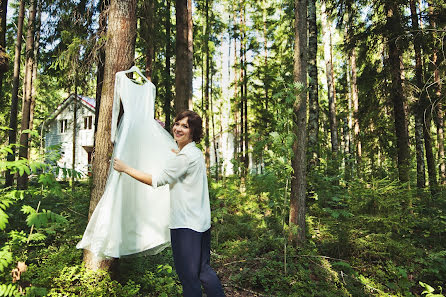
[46,266,140,297]
[420,282,445,297]
[0,284,20,297]
[0,247,13,274]
[21,206,68,229]
[139,264,182,296]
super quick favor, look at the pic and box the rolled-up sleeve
[152,153,189,188]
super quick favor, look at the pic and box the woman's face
[173,117,193,145]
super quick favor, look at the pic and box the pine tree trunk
[85,0,137,270]
[410,0,426,190]
[289,0,307,246]
[307,0,318,170]
[321,2,338,156]
[204,0,210,171]
[239,10,245,177]
[350,50,361,169]
[412,0,438,194]
[29,1,41,131]
[262,0,268,111]
[385,2,411,186]
[72,78,78,192]
[175,0,193,114]
[345,58,352,181]
[436,102,445,185]
[17,0,37,190]
[5,0,25,187]
[243,7,248,172]
[94,0,108,135]
[143,0,155,81]
[415,106,426,189]
[428,2,445,184]
[0,0,8,99]
[164,0,171,130]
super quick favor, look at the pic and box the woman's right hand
[113,157,128,173]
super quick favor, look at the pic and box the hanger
[121,66,151,85]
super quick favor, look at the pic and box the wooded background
[0,0,445,296]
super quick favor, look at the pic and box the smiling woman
[113,110,225,297]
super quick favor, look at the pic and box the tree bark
[29,1,41,131]
[0,0,8,100]
[321,2,338,156]
[5,0,25,187]
[428,2,445,185]
[175,0,193,115]
[289,0,307,246]
[385,2,411,186]
[350,49,361,170]
[307,0,318,170]
[410,0,426,190]
[411,0,437,194]
[17,0,37,190]
[164,0,171,130]
[243,8,248,172]
[94,0,109,135]
[143,0,155,81]
[72,78,78,192]
[204,0,210,171]
[85,0,137,270]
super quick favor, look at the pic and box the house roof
[43,94,95,127]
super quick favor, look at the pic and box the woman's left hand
[113,157,128,173]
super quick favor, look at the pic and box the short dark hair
[174,110,203,143]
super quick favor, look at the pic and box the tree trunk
[164,0,171,130]
[5,0,25,187]
[350,49,361,170]
[85,0,137,270]
[143,0,155,81]
[415,105,426,189]
[307,0,318,170]
[262,0,268,111]
[0,0,8,100]
[175,0,193,115]
[17,0,37,190]
[321,2,338,156]
[94,0,109,135]
[385,2,411,186]
[29,1,41,131]
[345,58,352,181]
[411,0,437,194]
[204,0,210,171]
[243,8,248,172]
[239,6,245,176]
[410,0,426,190]
[428,2,445,184]
[210,70,218,179]
[289,0,307,246]
[72,78,78,192]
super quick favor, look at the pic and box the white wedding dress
[76,67,177,258]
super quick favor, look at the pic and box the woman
[113,110,225,297]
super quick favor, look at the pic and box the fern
[27,232,47,242]
[0,199,12,231]
[21,206,68,228]
[0,284,20,297]
[0,247,13,273]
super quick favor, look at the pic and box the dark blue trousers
[170,228,225,297]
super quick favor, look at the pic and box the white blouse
[152,142,211,232]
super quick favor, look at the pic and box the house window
[84,116,93,130]
[59,119,68,133]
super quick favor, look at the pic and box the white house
[44,94,95,178]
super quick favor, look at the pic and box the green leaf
[0,247,13,273]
